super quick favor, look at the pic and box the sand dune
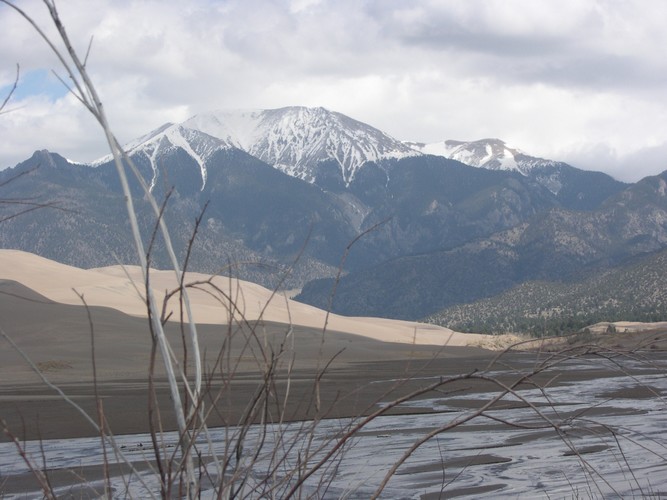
[0,249,487,347]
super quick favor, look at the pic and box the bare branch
[0,63,19,115]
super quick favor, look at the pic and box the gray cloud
[558,141,667,183]
[365,0,667,92]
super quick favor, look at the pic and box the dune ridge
[0,249,487,347]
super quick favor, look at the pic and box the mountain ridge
[100,106,420,190]
[91,106,620,195]
[3,106,657,329]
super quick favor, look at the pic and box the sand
[2,250,666,436]
[0,250,501,441]
[0,249,491,347]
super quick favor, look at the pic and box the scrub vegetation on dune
[1,2,667,499]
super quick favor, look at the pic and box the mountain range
[3,105,666,329]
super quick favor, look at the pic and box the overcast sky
[2,0,667,181]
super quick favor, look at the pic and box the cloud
[561,141,667,182]
[368,0,667,92]
[1,0,667,182]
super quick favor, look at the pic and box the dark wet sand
[1,355,499,442]
[6,336,645,443]
[0,280,496,441]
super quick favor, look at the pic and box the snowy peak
[409,138,558,176]
[184,106,419,184]
[110,106,420,189]
[442,139,520,171]
[181,109,265,151]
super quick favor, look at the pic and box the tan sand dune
[0,249,488,346]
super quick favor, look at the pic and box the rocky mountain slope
[102,108,622,207]
[297,170,667,320]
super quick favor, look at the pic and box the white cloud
[1,0,667,181]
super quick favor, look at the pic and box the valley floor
[2,348,667,498]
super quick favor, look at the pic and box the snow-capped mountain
[407,138,559,176]
[96,107,618,204]
[405,138,626,205]
[4,125,634,321]
[104,107,419,189]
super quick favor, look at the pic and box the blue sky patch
[1,68,70,103]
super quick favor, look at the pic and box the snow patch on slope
[164,127,209,189]
[114,125,228,191]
